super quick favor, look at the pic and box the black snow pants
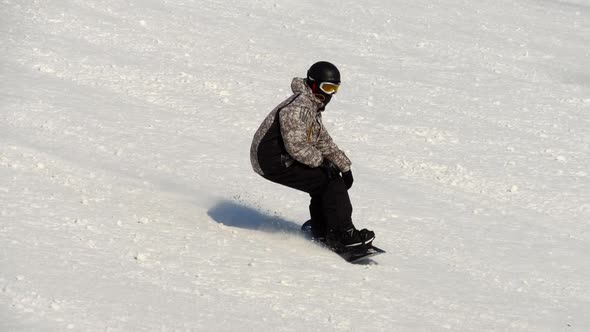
[263,162,353,235]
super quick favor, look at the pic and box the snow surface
[1,0,590,330]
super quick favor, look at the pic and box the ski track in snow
[1,0,590,331]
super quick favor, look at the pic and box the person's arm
[317,120,351,172]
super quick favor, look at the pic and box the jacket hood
[291,77,325,109]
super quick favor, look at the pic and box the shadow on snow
[207,200,302,235]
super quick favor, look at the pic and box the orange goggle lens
[319,82,340,94]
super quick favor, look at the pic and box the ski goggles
[318,82,340,95]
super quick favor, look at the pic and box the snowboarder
[250,61,375,250]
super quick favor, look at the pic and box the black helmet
[307,61,341,84]
[306,61,341,105]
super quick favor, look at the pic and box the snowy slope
[1,0,590,330]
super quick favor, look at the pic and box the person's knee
[326,176,347,192]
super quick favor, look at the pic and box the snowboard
[301,220,385,264]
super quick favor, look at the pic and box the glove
[342,170,353,190]
[322,161,340,179]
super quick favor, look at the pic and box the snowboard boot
[311,227,328,245]
[327,227,375,251]
[310,220,327,244]
[301,219,328,244]
[311,233,327,245]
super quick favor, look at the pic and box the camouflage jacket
[250,77,351,176]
